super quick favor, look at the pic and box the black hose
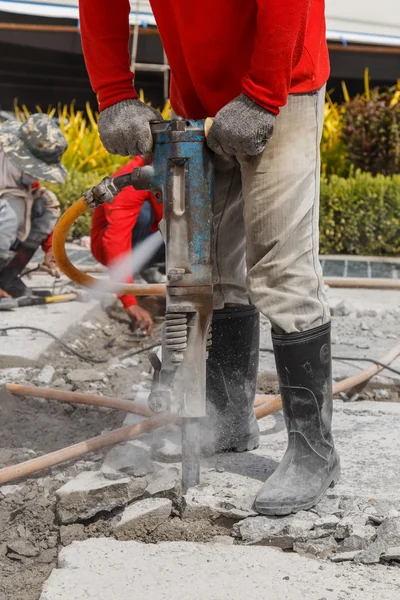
[0,325,161,364]
[0,326,108,363]
[259,347,400,377]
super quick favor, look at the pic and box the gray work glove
[98,99,163,156]
[207,94,276,156]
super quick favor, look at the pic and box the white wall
[326,0,400,41]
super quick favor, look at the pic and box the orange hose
[52,197,166,296]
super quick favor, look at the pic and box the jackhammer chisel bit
[91,120,214,493]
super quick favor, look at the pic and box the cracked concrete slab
[39,538,400,600]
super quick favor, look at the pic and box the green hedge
[48,171,101,240]
[50,169,400,256]
[320,171,400,255]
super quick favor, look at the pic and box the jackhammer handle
[204,117,214,138]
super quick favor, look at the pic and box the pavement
[40,537,400,600]
[259,287,400,388]
[0,273,99,365]
[38,399,400,600]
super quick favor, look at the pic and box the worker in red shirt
[79,0,340,516]
[91,156,164,333]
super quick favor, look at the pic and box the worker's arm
[242,0,312,114]
[79,0,162,156]
[207,0,312,156]
[99,188,154,333]
[79,0,136,111]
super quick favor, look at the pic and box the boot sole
[220,432,260,453]
[255,462,341,517]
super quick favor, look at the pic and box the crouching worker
[90,156,165,334]
[0,114,68,298]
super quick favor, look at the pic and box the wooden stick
[6,384,155,418]
[332,342,400,395]
[0,414,175,485]
[325,277,400,290]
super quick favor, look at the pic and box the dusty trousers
[212,86,330,334]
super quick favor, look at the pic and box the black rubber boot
[205,304,260,453]
[254,322,340,516]
[151,304,260,461]
[0,242,38,297]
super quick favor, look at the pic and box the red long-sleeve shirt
[90,157,163,308]
[79,0,329,117]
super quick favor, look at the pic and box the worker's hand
[41,250,61,278]
[207,94,276,156]
[125,305,154,334]
[98,99,163,156]
[0,288,11,299]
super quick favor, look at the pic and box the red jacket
[79,0,329,117]
[91,157,163,308]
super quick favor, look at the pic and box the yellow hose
[52,197,166,296]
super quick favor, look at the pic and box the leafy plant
[341,71,400,176]
[320,171,400,255]
[321,92,347,177]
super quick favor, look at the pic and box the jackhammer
[56,120,215,493]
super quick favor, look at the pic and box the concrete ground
[38,400,400,600]
[40,538,400,600]
[0,271,399,600]
[0,273,99,364]
[260,288,400,387]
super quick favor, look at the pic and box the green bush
[320,171,400,255]
[51,170,400,256]
[48,170,101,240]
[341,85,400,176]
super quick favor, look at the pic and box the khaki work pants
[212,86,330,333]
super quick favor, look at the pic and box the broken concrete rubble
[36,365,55,385]
[233,512,317,549]
[183,485,257,521]
[55,471,147,524]
[101,443,154,479]
[115,498,172,538]
[293,535,338,558]
[66,369,105,383]
[145,466,180,498]
[381,546,400,561]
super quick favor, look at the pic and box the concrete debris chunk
[121,356,139,367]
[115,498,172,538]
[7,539,39,558]
[102,443,154,479]
[233,512,317,549]
[56,471,147,524]
[381,547,400,561]
[0,484,24,497]
[330,299,354,317]
[293,535,338,558]
[66,369,105,383]
[314,515,340,529]
[341,525,376,551]
[37,365,55,384]
[354,538,387,565]
[375,516,400,547]
[334,515,367,540]
[183,485,257,521]
[314,494,341,517]
[356,308,378,318]
[330,550,359,563]
[145,466,180,498]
